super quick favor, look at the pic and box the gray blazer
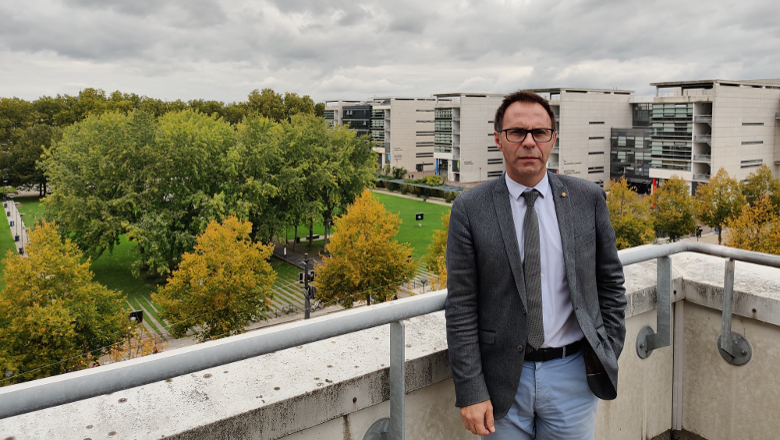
[444,171,626,419]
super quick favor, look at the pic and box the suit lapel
[548,172,579,297]
[492,174,528,310]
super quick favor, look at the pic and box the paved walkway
[371,188,453,207]
[3,197,29,256]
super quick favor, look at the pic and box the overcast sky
[1,0,778,103]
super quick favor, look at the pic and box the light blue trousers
[485,350,598,440]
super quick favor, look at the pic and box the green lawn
[0,191,449,335]
[372,193,451,259]
[14,197,45,229]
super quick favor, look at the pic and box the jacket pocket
[479,329,496,345]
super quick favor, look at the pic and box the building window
[487,171,503,178]
[740,159,763,169]
[488,145,499,152]
[416,142,434,147]
[416,131,434,136]
[588,166,605,174]
[588,151,605,155]
[589,136,605,140]
[416,109,435,112]
[416,152,434,158]
[487,158,503,165]
[589,121,605,125]
[742,122,764,126]
[416,120,435,123]
[741,141,763,145]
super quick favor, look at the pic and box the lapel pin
[561,192,567,197]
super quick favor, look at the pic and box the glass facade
[610,127,653,191]
[342,105,372,136]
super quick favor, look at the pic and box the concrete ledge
[3,252,780,439]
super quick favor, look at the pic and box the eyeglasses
[499,128,556,143]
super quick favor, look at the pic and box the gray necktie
[522,190,544,350]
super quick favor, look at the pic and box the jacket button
[517,345,523,352]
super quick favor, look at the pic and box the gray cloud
[1,0,779,102]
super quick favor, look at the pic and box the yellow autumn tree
[653,175,698,241]
[153,216,276,342]
[0,220,125,385]
[105,326,167,364]
[316,189,417,307]
[424,212,450,289]
[606,177,655,249]
[724,195,780,255]
[696,168,746,244]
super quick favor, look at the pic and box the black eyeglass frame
[499,128,557,143]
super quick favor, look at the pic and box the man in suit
[445,91,626,439]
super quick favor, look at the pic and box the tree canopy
[1,87,325,191]
[0,221,126,385]
[653,176,698,241]
[725,195,780,255]
[695,168,745,244]
[425,211,450,289]
[316,190,417,308]
[153,216,276,342]
[741,164,780,211]
[606,177,655,249]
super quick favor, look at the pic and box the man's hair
[494,91,556,132]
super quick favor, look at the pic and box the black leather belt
[524,339,584,362]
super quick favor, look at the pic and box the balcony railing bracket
[636,326,656,359]
[717,332,752,366]
[364,418,391,440]
[636,256,673,359]
[717,258,753,366]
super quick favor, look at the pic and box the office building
[432,93,505,183]
[530,88,635,187]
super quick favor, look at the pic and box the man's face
[494,101,557,187]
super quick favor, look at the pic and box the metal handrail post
[717,258,752,365]
[720,259,736,355]
[389,321,406,440]
[636,256,672,358]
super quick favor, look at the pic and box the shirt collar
[505,172,550,202]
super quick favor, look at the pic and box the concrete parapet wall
[2,253,780,439]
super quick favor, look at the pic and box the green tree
[0,221,125,385]
[696,168,746,244]
[231,114,284,243]
[153,216,276,342]
[725,195,780,255]
[41,110,157,259]
[314,102,325,118]
[283,92,316,120]
[741,164,780,210]
[424,212,450,289]
[316,190,417,307]
[247,89,285,123]
[43,109,235,277]
[605,177,655,249]
[653,175,698,241]
[317,121,376,254]
[127,109,235,276]
[2,124,61,194]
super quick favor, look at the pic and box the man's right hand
[459,399,496,436]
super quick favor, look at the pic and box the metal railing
[693,154,711,162]
[3,242,780,439]
[693,173,711,181]
[694,135,712,143]
[693,115,712,123]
